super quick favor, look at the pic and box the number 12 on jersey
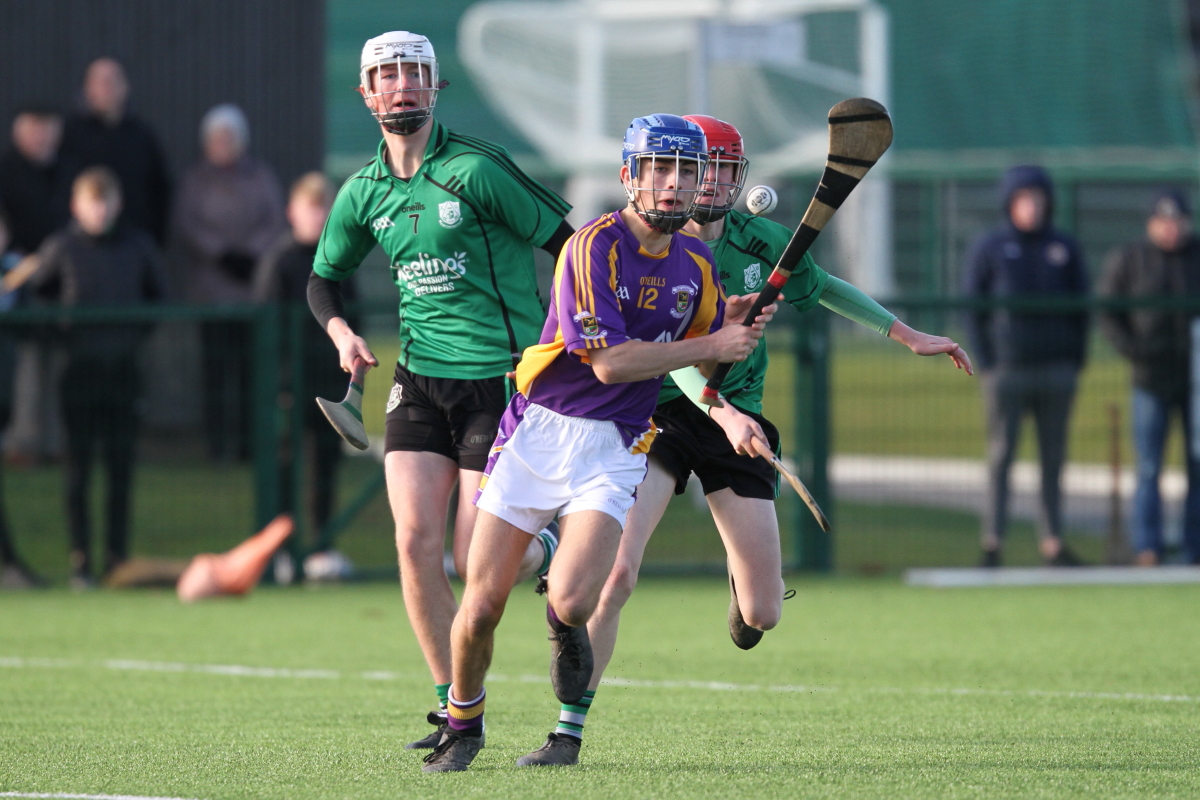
[637,286,658,309]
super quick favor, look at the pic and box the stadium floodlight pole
[316,358,369,450]
[699,97,893,406]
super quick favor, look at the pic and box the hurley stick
[700,98,893,406]
[769,456,831,533]
[316,358,369,450]
[746,438,830,532]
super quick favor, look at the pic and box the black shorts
[383,363,506,472]
[649,395,780,500]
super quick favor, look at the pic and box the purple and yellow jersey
[514,211,725,450]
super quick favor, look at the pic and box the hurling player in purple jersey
[421,115,778,772]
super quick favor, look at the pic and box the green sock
[554,689,595,740]
[435,682,451,714]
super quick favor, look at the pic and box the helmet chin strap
[380,109,432,136]
[689,205,730,225]
[639,210,690,234]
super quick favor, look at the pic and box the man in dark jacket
[0,106,72,467]
[963,165,1090,567]
[0,106,71,255]
[30,166,167,587]
[60,58,171,246]
[1097,189,1200,565]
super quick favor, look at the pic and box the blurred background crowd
[0,49,348,588]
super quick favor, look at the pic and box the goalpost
[460,0,894,295]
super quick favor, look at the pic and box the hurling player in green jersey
[516,116,972,767]
[307,31,574,750]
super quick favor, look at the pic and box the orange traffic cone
[177,514,295,603]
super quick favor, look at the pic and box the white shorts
[474,400,648,534]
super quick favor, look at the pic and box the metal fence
[782,295,1200,575]
[5,296,1196,583]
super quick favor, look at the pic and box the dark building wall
[0,0,325,189]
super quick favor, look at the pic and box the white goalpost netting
[460,0,894,294]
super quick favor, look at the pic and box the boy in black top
[255,172,356,576]
[30,166,167,587]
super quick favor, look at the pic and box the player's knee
[459,594,506,635]
[602,561,639,606]
[548,590,595,628]
[394,527,443,567]
[742,600,781,632]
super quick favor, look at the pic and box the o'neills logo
[391,252,469,297]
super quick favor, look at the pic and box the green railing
[788,293,1200,573]
[6,294,1195,579]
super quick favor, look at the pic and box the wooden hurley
[769,455,831,533]
[700,98,894,406]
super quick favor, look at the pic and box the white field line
[0,794,205,800]
[830,454,1186,501]
[1,655,1196,705]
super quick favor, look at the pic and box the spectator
[0,106,71,465]
[963,165,1090,567]
[0,209,45,588]
[1097,189,1200,566]
[29,167,167,588]
[254,172,356,580]
[174,104,284,461]
[0,106,70,254]
[61,58,171,245]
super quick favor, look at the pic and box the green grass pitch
[2,579,1199,799]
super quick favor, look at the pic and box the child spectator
[29,167,167,587]
[254,172,357,580]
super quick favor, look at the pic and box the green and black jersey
[659,209,829,414]
[315,120,571,380]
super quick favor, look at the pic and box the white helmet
[359,31,441,135]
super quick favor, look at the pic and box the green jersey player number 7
[306,30,574,750]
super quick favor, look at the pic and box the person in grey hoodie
[962,165,1090,567]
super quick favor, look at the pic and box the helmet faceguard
[360,32,442,136]
[683,115,748,225]
[622,115,709,234]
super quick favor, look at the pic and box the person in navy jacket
[963,165,1090,567]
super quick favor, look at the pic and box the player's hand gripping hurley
[316,358,369,450]
[699,97,894,406]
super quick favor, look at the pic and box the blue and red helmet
[621,114,709,233]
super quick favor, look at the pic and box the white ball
[745,185,778,216]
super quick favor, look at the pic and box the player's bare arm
[886,319,973,375]
[588,303,774,384]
